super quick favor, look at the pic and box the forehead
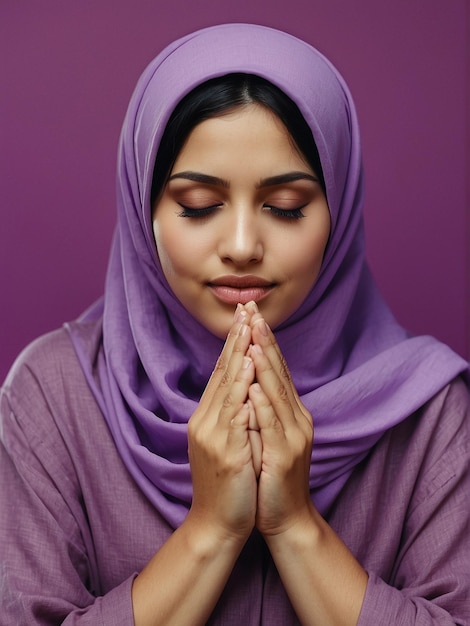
[171,104,312,174]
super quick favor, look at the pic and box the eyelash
[265,205,306,220]
[177,204,306,220]
[177,204,222,218]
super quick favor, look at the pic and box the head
[114,23,364,351]
[150,74,331,337]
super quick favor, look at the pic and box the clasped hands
[188,301,314,543]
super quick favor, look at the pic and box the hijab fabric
[67,24,467,529]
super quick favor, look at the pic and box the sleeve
[0,358,137,625]
[357,379,470,626]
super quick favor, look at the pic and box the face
[152,104,330,339]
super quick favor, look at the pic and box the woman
[1,23,468,625]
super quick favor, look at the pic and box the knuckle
[220,370,233,386]
[187,417,203,441]
[188,411,200,433]
[222,393,234,408]
[271,416,284,433]
[277,383,289,402]
[214,356,227,373]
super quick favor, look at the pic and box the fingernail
[246,301,259,313]
[253,318,269,336]
[242,356,252,369]
[239,323,249,337]
[234,308,247,324]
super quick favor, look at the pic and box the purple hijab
[67,24,467,529]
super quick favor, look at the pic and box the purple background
[1,0,468,382]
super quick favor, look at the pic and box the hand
[187,307,257,543]
[248,313,315,537]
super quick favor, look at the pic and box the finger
[234,301,257,329]
[247,398,262,477]
[244,300,259,317]
[250,315,304,412]
[250,343,298,430]
[228,401,252,452]
[201,314,252,406]
[248,398,259,431]
[251,315,293,384]
[217,355,255,426]
[248,382,287,442]
[248,429,262,478]
[249,382,313,481]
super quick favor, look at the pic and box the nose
[217,207,264,266]
[218,206,264,266]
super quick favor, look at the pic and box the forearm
[132,512,247,626]
[265,505,368,626]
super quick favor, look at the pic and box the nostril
[219,232,264,265]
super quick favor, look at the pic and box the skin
[152,104,331,338]
[132,105,368,625]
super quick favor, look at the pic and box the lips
[208,275,275,305]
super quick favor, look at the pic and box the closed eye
[177,203,307,220]
[177,204,222,218]
[264,204,307,220]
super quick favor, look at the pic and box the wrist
[262,502,323,554]
[182,510,251,562]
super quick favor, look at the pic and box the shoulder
[382,377,469,479]
[2,322,100,403]
[389,376,468,452]
[425,375,469,420]
[3,327,80,387]
[406,377,469,465]
[1,324,102,450]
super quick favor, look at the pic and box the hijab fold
[66,24,467,528]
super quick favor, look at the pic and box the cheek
[153,219,181,278]
[288,254,322,290]
[283,228,329,282]
[153,219,207,279]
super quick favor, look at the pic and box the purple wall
[1,0,468,381]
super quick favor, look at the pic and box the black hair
[150,73,325,207]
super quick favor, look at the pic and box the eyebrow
[168,170,319,188]
[168,172,230,187]
[258,172,319,188]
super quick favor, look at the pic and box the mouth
[208,275,276,305]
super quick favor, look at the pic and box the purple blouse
[1,326,469,625]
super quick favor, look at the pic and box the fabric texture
[65,23,468,527]
[1,328,468,624]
